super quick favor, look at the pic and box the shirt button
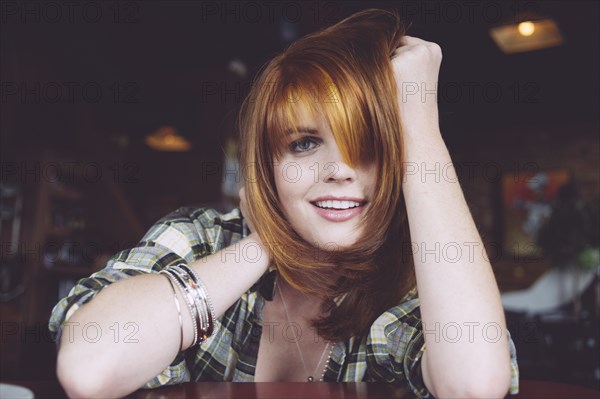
[251,325,261,338]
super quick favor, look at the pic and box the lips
[313,199,362,210]
[310,196,367,222]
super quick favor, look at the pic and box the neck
[276,273,324,316]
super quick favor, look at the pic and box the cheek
[274,161,313,210]
[363,167,378,195]
[273,165,297,210]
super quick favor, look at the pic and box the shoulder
[147,206,247,255]
[138,207,247,261]
[156,206,243,228]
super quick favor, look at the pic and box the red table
[2,380,599,398]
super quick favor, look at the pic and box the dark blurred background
[1,0,599,391]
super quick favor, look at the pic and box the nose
[324,161,357,183]
[321,148,357,183]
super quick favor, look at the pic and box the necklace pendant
[307,376,314,382]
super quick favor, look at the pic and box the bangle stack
[159,264,218,349]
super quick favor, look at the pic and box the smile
[313,200,361,210]
[310,198,367,222]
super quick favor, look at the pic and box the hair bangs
[265,66,323,160]
[266,62,377,169]
[320,73,377,170]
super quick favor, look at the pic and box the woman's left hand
[391,35,443,138]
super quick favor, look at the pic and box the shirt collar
[250,263,350,306]
[241,209,349,307]
[253,263,277,301]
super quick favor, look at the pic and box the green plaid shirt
[49,207,519,397]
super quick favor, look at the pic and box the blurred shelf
[45,255,111,277]
[21,148,144,326]
[47,226,75,238]
[48,182,83,201]
[45,264,97,278]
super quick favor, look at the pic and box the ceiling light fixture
[490,18,564,54]
[518,21,535,37]
[145,126,192,152]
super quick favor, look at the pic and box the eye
[289,137,320,153]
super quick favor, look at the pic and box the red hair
[238,9,416,340]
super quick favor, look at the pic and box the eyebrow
[285,126,320,135]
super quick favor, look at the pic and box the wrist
[244,233,272,270]
[399,105,440,138]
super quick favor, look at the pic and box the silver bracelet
[160,268,199,346]
[170,265,209,338]
[178,264,218,337]
[161,274,183,352]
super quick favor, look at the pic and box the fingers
[402,35,429,45]
[393,35,424,58]
[397,35,437,50]
[393,35,442,60]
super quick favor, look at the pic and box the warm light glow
[145,126,192,152]
[490,18,563,54]
[518,21,536,36]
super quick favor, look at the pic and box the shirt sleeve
[48,207,214,389]
[366,296,520,398]
[507,328,520,395]
[366,296,431,398]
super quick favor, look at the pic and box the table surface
[2,380,599,398]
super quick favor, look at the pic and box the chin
[306,232,361,252]
[287,211,363,251]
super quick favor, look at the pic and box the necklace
[277,281,333,382]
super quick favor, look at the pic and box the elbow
[58,377,104,399]
[463,361,513,398]
[461,383,510,399]
[57,364,101,398]
[467,372,511,399]
[56,348,114,399]
[431,371,511,398]
[57,353,94,398]
[432,385,509,399]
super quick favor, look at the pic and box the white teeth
[314,200,361,210]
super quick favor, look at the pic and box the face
[273,107,377,251]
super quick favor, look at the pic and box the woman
[50,9,519,398]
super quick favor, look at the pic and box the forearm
[57,234,270,398]
[57,272,187,398]
[402,129,511,395]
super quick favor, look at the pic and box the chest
[254,301,332,382]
